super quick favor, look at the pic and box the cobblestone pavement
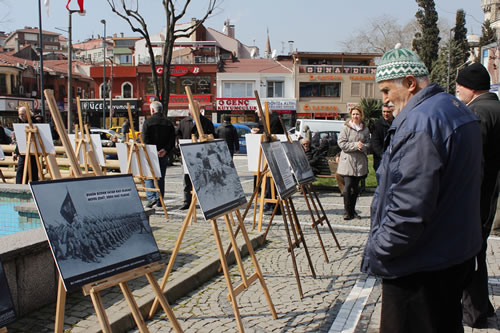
[6,155,500,332]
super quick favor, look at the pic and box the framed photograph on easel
[30,174,161,291]
[281,141,315,185]
[261,141,297,200]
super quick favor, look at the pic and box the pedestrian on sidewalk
[457,62,500,328]
[336,105,370,220]
[361,45,483,333]
[142,101,175,208]
[216,116,239,157]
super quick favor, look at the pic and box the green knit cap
[375,44,429,82]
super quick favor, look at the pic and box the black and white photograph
[180,140,247,220]
[281,141,315,185]
[30,175,161,291]
[261,141,297,200]
[0,261,16,327]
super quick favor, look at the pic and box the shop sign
[169,94,211,104]
[230,110,245,114]
[315,112,339,117]
[350,75,375,81]
[308,75,342,81]
[297,113,313,118]
[80,99,139,113]
[303,104,339,111]
[0,98,35,111]
[155,65,201,76]
[274,110,293,114]
[300,66,376,75]
[216,98,257,111]
[262,99,297,110]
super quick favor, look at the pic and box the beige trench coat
[336,121,370,177]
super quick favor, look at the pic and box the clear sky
[0,0,485,54]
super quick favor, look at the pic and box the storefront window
[0,75,6,95]
[171,76,211,94]
[223,82,254,97]
[364,83,374,98]
[351,82,360,96]
[299,82,341,98]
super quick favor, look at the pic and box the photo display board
[30,174,161,291]
[281,141,315,185]
[116,143,161,178]
[261,141,297,200]
[179,140,247,220]
[0,261,16,327]
[13,123,55,154]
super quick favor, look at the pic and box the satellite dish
[271,49,277,59]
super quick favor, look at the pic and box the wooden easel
[279,118,342,263]
[18,102,55,184]
[43,89,183,333]
[0,327,6,333]
[71,96,103,177]
[148,87,276,333]
[123,103,168,219]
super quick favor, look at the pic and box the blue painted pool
[0,192,40,238]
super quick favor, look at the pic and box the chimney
[120,32,124,37]
[227,24,235,39]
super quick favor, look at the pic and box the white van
[294,119,345,140]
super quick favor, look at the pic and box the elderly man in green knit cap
[360,45,483,332]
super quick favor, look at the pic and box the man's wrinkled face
[18,108,27,122]
[456,83,474,104]
[378,78,412,117]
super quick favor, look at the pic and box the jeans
[145,155,168,202]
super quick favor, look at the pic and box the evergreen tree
[479,19,497,48]
[430,38,463,93]
[453,9,469,63]
[413,0,441,71]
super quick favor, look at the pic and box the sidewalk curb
[86,230,267,333]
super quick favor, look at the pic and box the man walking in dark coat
[370,103,394,173]
[176,105,215,210]
[216,116,239,157]
[141,101,175,208]
[457,62,500,328]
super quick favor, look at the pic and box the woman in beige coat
[337,106,370,220]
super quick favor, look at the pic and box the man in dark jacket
[370,103,394,173]
[361,46,482,332]
[457,62,500,328]
[176,106,215,210]
[142,101,175,208]
[216,116,239,157]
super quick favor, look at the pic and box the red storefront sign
[298,113,313,118]
[315,112,339,117]
[216,98,257,111]
[169,94,211,104]
[155,65,201,76]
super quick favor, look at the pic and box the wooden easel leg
[153,177,168,219]
[288,199,316,278]
[279,200,303,299]
[211,220,245,333]
[301,185,329,263]
[149,199,196,318]
[119,282,149,333]
[235,210,277,319]
[0,327,7,333]
[145,272,183,333]
[257,175,267,232]
[262,202,278,243]
[308,185,342,250]
[224,214,248,287]
[89,289,112,333]
[54,278,66,333]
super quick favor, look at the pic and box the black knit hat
[456,62,491,90]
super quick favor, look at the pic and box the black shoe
[180,203,190,210]
[146,199,157,208]
[155,201,163,208]
[343,214,353,220]
[354,213,361,219]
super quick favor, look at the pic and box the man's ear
[405,75,418,93]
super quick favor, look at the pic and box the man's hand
[158,149,166,158]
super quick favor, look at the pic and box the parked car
[109,126,141,141]
[213,123,251,154]
[89,128,122,146]
[237,122,258,130]
[310,130,341,157]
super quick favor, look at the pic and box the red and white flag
[66,0,84,13]
[44,0,50,16]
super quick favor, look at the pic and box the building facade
[292,52,382,120]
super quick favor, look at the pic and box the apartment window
[299,82,341,97]
[119,55,131,64]
[122,82,132,98]
[351,82,360,96]
[59,85,66,99]
[223,82,253,97]
[267,81,284,98]
[364,83,374,98]
[24,33,38,41]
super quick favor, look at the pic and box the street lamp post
[67,8,85,133]
[101,19,106,128]
[108,57,114,128]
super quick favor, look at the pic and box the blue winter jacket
[361,84,482,279]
